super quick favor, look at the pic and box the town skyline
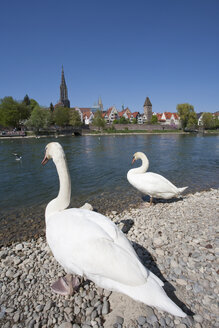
[1,1,219,113]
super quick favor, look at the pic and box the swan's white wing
[46,209,148,286]
[128,172,178,197]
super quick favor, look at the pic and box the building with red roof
[156,112,180,127]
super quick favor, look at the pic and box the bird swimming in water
[12,153,22,161]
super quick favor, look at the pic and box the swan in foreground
[127,152,188,206]
[41,142,186,317]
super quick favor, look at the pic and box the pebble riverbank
[0,189,218,328]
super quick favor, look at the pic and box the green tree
[213,115,219,129]
[151,115,158,124]
[69,109,82,126]
[131,118,137,124]
[118,116,129,124]
[29,99,39,111]
[0,96,30,128]
[187,111,198,129]
[23,94,30,106]
[54,107,70,126]
[92,110,105,129]
[26,107,52,133]
[177,103,196,130]
[113,119,119,124]
[202,112,215,129]
[50,102,54,113]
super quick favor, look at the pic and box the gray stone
[147,315,157,324]
[85,306,94,316]
[137,316,146,325]
[74,306,80,315]
[193,283,203,294]
[15,244,23,251]
[165,317,171,325]
[36,304,44,312]
[102,300,110,314]
[13,312,20,322]
[58,323,73,328]
[28,319,36,328]
[174,267,182,275]
[176,279,187,286]
[193,314,203,323]
[44,300,53,311]
[14,257,21,265]
[6,269,14,278]
[159,318,166,326]
[64,307,72,314]
[91,310,97,320]
[116,316,124,324]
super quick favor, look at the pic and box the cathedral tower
[143,97,152,122]
[59,66,70,108]
[98,96,103,111]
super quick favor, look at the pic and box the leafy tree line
[27,106,82,132]
[0,96,218,131]
[0,95,82,132]
[201,112,219,129]
[176,103,198,130]
[0,95,38,128]
[176,103,219,130]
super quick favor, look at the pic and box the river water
[0,134,218,244]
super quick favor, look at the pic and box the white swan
[41,142,186,317]
[127,152,188,206]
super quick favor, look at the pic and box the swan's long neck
[46,156,71,219]
[128,153,149,175]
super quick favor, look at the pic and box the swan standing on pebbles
[127,152,188,206]
[41,142,186,317]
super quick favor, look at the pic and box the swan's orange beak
[41,154,49,165]
[132,157,136,164]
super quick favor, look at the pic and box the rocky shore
[0,189,218,328]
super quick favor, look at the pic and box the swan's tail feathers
[147,277,186,317]
[178,186,188,194]
[123,275,186,317]
[154,292,187,317]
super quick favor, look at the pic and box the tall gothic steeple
[98,96,103,111]
[60,65,70,108]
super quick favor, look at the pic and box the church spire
[59,66,70,108]
[98,96,103,111]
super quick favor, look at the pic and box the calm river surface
[0,134,219,244]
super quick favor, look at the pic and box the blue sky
[0,0,218,113]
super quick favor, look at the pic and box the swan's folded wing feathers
[68,237,147,286]
[46,210,148,286]
[133,172,178,194]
